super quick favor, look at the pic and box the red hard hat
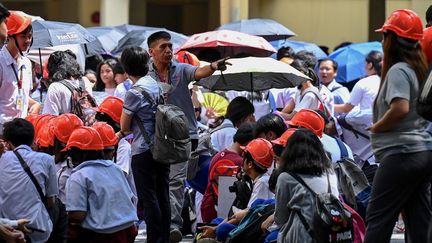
[176,51,200,67]
[272,128,297,147]
[36,120,55,147]
[33,114,55,140]
[375,9,423,41]
[421,27,432,64]
[92,122,118,147]
[7,11,32,36]
[288,109,324,137]
[61,126,104,152]
[25,114,39,127]
[51,113,84,144]
[242,138,274,169]
[95,96,124,124]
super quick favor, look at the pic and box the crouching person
[63,127,138,243]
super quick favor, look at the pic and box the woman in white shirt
[94,59,118,96]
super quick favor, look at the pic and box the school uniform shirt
[210,119,236,152]
[0,145,58,243]
[123,76,160,156]
[247,174,274,208]
[114,79,133,100]
[293,87,320,112]
[66,159,138,233]
[348,74,380,110]
[0,46,33,126]
[42,77,93,115]
[319,85,335,116]
[56,160,72,204]
[270,88,297,110]
[320,134,354,163]
[116,137,137,199]
[326,79,350,104]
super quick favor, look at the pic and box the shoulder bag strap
[335,137,349,159]
[13,150,46,204]
[288,172,319,240]
[301,87,331,118]
[337,114,370,140]
[131,86,155,147]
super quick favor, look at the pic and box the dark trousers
[132,150,171,243]
[364,151,432,243]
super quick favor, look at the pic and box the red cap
[375,9,423,41]
[92,122,118,147]
[242,138,274,169]
[51,114,84,144]
[288,109,324,137]
[421,27,432,64]
[95,96,124,124]
[271,128,297,146]
[61,126,104,152]
[176,51,200,67]
[7,11,32,35]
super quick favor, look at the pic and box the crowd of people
[0,2,432,243]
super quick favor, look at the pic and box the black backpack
[226,203,275,243]
[289,172,354,243]
[227,174,253,218]
[417,65,432,121]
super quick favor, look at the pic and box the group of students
[0,2,432,243]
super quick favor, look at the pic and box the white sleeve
[42,84,62,115]
[82,76,93,95]
[116,139,132,174]
[348,83,363,106]
[247,178,272,208]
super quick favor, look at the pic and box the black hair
[94,58,118,91]
[314,109,330,125]
[147,31,171,48]
[280,128,331,176]
[95,113,120,132]
[225,97,255,127]
[318,45,329,55]
[120,46,150,77]
[426,5,432,26]
[255,113,286,138]
[112,62,125,75]
[84,69,97,76]
[294,50,317,69]
[233,122,255,145]
[319,58,338,72]
[277,46,295,61]
[68,147,104,165]
[0,3,9,23]
[48,50,82,82]
[3,118,34,147]
[243,151,268,174]
[365,50,383,76]
[85,54,104,72]
[273,144,284,157]
[291,59,319,87]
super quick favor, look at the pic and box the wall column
[220,0,248,25]
[100,0,130,26]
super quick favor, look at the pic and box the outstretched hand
[211,57,232,71]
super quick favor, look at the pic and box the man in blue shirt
[147,31,229,242]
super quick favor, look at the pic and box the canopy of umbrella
[178,29,276,60]
[329,41,383,83]
[197,57,311,91]
[217,18,296,41]
[85,26,125,55]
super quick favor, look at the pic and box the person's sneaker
[170,228,183,243]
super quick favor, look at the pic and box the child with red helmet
[63,127,137,242]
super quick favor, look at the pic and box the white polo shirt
[42,77,93,115]
[326,80,350,104]
[348,74,380,110]
[0,46,33,125]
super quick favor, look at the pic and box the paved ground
[134,229,405,242]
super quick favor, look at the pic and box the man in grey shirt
[147,30,229,242]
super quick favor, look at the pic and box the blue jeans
[132,150,171,243]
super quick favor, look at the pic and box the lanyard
[10,63,23,90]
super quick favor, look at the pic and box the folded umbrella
[178,30,276,58]
[217,18,296,41]
[197,57,310,91]
[329,41,383,83]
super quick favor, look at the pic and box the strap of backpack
[131,86,156,148]
[335,137,349,159]
[301,87,331,118]
[330,85,342,92]
[294,209,317,240]
[337,114,370,140]
[13,150,46,206]
[288,172,317,196]
[59,80,78,93]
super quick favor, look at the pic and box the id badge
[16,93,23,111]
